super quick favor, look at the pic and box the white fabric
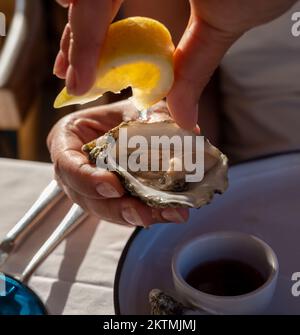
[0,158,134,315]
[220,1,300,162]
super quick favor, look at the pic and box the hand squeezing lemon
[54,17,175,110]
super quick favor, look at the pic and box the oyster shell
[149,289,187,315]
[83,117,228,208]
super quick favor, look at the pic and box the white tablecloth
[0,158,134,315]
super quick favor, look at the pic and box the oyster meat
[83,116,228,208]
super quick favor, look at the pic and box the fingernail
[66,65,78,94]
[161,208,186,223]
[193,124,201,135]
[122,207,144,226]
[96,183,120,198]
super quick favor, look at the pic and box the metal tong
[0,180,88,281]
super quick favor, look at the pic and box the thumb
[167,16,239,130]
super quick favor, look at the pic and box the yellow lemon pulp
[54,17,175,110]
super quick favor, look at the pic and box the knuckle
[63,114,87,139]
[72,117,86,126]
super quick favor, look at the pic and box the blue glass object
[0,273,47,315]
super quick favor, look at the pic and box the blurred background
[0,0,72,161]
[2,1,297,164]
[0,0,191,163]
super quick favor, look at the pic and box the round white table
[0,158,133,315]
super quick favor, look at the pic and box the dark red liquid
[185,259,266,296]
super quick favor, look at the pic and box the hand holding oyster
[54,16,228,215]
[82,104,228,208]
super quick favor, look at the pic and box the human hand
[53,0,124,96]
[167,0,297,129]
[47,100,189,226]
[54,0,296,130]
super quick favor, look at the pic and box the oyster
[149,289,200,315]
[83,116,228,208]
[149,289,187,315]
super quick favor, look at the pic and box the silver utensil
[0,180,63,267]
[0,204,87,316]
[20,204,87,282]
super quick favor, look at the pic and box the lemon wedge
[54,17,175,110]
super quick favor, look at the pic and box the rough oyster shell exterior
[83,120,228,208]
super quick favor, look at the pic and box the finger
[61,175,189,226]
[47,102,131,156]
[121,197,160,227]
[59,184,90,213]
[68,100,138,133]
[54,148,125,199]
[48,116,124,200]
[53,23,71,79]
[88,196,189,227]
[57,151,190,225]
[62,188,151,227]
[91,196,154,227]
[48,104,139,200]
[153,207,189,224]
[78,102,132,131]
[111,0,124,19]
[66,0,119,95]
[167,14,238,130]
